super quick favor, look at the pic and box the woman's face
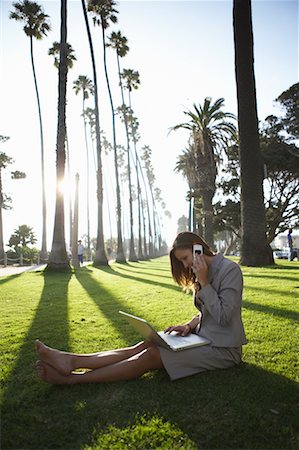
[174,248,193,269]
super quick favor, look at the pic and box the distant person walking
[78,240,84,266]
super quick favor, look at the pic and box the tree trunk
[201,190,214,248]
[101,27,125,263]
[188,196,192,231]
[0,168,4,262]
[128,91,144,260]
[81,0,108,266]
[71,173,79,267]
[116,55,137,262]
[82,94,91,261]
[30,36,47,261]
[46,0,70,271]
[66,131,72,250]
[233,0,274,266]
[196,137,216,248]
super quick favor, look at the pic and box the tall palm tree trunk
[116,56,137,261]
[101,26,125,262]
[47,0,70,271]
[30,35,47,261]
[81,0,107,266]
[0,169,4,262]
[82,96,91,260]
[141,198,148,258]
[66,131,72,250]
[137,155,153,258]
[201,190,214,247]
[128,89,144,259]
[71,173,79,267]
[233,0,273,265]
[135,149,144,259]
[188,195,192,231]
[149,186,158,255]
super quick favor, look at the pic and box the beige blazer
[194,253,247,347]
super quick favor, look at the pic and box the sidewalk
[0,261,94,277]
[0,264,47,277]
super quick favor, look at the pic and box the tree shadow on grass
[3,359,298,449]
[0,272,23,286]
[95,264,182,294]
[73,266,145,343]
[112,263,174,280]
[244,283,298,298]
[243,272,299,283]
[243,299,299,323]
[1,270,72,449]
[2,267,297,449]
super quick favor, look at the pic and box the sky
[0,0,298,252]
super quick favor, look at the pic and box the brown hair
[170,232,214,288]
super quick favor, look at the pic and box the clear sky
[0,0,298,251]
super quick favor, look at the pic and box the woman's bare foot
[36,360,74,385]
[35,340,74,376]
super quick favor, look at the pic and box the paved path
[0,261,95,277]
[0,264,47,277]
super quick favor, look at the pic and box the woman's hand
[164,324,191,336]
[192,254,209,287]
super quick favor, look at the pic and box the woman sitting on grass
[36,231,247,384]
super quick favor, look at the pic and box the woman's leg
[36,345,164,384]
[35,339,153,376]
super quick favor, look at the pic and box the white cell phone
[193,244,203,259]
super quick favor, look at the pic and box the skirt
[158,344,242,381]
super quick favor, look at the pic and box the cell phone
[193,244,203,260]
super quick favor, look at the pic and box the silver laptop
[119,310,210,351]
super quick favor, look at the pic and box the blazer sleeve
[198,264,243,326]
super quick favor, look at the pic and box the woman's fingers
[164,325,188,335]
[164,325,180,334]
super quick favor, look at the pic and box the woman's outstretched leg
[35,339,153,376]
[36,345,164,384]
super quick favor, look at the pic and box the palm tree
[171,98,236,246]
[49,41,76,253]
[141,145,161,256]
[121,70,144,259]
[88,0,126,263]
[174,145,198,231]
[73,75,94,261]
[233,0,273,265]
[107,31,138,262]
[121,69,141,95]
[81,0,107,266]
[71,173,80,268]
[9,0,50,262]
[48,41,76,68]
[46,0,70,271]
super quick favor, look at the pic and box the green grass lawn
[0,257,298,449]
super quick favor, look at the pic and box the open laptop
[119,310,210,351]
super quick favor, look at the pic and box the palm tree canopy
[174,146,198,191]
[121,68,140,91]
[88,0,118,29]
[73,75,94,100]
[9,0,50,39]
[171,97,237,157]
[84,107,96,129]
[48,41,77,69]
[106,30,129,57]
